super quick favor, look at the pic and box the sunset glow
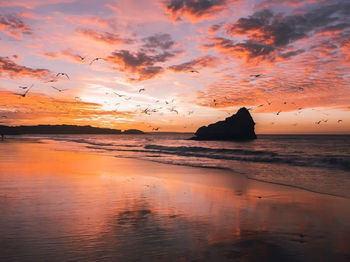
[1,0,349,133]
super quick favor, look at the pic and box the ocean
[30,133,350,199]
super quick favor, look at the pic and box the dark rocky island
[0,125,144,135]
[192,107,256,141]
[123,129,144,134]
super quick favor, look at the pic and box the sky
[0,0,349,134]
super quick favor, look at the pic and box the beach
[0,138,349,261]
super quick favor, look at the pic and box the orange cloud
[0,13,32,40]
[162,0,237,22]
[0,91,135,128]
[168,55,218,72]
[75,28,134,45]
[0,56,53,80]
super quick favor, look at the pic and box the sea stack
[192,107,256,141]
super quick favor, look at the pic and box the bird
[338,120,343,123]
[17,85,33,97]
[56,72,70,79]
[250,74,262,78]
[266,100,272,105]
[138,88,145,93]
[189,70,199,73]
[51,86,67,92]
[89,57,104,65]
[315,121,321,124]
[322,119,328,123]
[169,107,178,114]
[78,55,85,61]
[276,110,281,115]
[113,92,125,97]
[18,84,33,90]
[152,127,159,131]
[114,92,124,97]
[142,108,150,115]
[188,110,194,115]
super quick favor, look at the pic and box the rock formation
[192,107,256,141]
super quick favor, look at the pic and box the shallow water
[25,133,350,198]
[0,141,349,261]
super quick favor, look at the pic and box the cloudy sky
[0,0,349,133]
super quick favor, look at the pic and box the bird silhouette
[114,92,124,97]
[250,74,262,78]
[78,55,86,61]
[152,127,159,131]
[56,72,70,79]
[89,57,104,65]
[139,88,145,93]
[51,86,67,92]
[17,85,33,97]
[189,70,199,73]
[276,110,281,115]
[315,121,321,124]
[169,107,178,114]
[18,84,33,90]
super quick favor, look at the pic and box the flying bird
[114,92,124,97]
[139,88,145,93]
[89,57,104,65]
[51,86,67,92]
[338,120,343,123]
[17,85,33,97]
[18,84,33,90]
[189,70,199,73]
[78,55,86,61]
[250,74,262,78]
[142,108,150,115]
[169,107,178,114]
[152,127,159,131]
[188,110,194,115]
[56,72,70,79]
[315,121,321,124]
[276,110,281,115]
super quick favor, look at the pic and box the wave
[82,143,350,172]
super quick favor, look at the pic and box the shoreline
[2,136,350,200]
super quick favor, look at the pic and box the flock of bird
[6,57,345,129]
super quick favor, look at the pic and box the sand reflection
[0,141,349,261]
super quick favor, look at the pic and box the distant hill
[0,125,144,135]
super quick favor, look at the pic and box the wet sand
[0,139,349,261]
